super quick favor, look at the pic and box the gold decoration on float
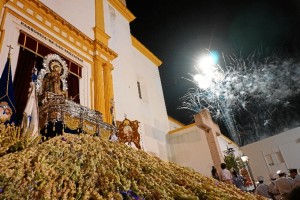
[64,114,80,131]
[99,127,112,141]
[82,120,97,135]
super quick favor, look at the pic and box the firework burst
[179,50,300,145]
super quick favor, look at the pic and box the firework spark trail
[180,51,300,145]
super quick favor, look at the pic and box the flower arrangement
[0,133,267,199]
[0,124,41,157]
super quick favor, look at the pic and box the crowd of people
[255,169,300,200]
[211,163,300,200]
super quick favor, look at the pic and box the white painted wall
[103,1,169,159]
[168,117,184,131]
[167,126,214,177]
[240,127,300,184]
[131,48,169,159]
[40,0,95,38]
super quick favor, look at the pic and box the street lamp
[241,155,256,190]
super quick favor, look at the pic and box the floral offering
[0,133,267,200]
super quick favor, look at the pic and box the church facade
[0,0,169,159]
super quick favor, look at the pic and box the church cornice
[131,35,162,67]
[168,123,197,135]
[168,116,185,127]
[93,39,117,61]
[26,0,93,44]
[107,0,135,22]
[6,0,117,62]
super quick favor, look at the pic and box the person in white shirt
[255,176,272,199]
[268,172,281,200]
[275,170,294,199]
[220,163,233,184]
[288,168,300,188]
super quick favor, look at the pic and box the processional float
[36,54,116,138]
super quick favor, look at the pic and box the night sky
[126,0,300,143]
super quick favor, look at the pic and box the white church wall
[168,116,184,131]
[104,0,140,121]
[105,2,132,49]
[39,0,95,38]
[104,1,169,159]
[167,125,214,177]
[240,127,300,184]
[110,42,169,159]
[105,0,139,121]
[132,47,169,159]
